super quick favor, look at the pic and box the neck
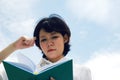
[48,55,64,63]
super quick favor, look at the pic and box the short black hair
[33,14,71,58]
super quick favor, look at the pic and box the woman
[0,14,92,80]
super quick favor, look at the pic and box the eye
[52,36,59,39]
[40,38,47,42]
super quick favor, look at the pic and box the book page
[37,59,71,74]
[16,53,36,72]
[7,62,34,73]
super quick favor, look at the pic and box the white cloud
[0,0,34,15]
[114,33,120,41]
[7,19,35,37]
[0,33,11,50]
[66,0,109,21]
[84,51,120,80]
[66,0,120,29]
[0,0,36,42]
[79,31,88,40]
[0,0,36,28]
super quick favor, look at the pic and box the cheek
[57,41,64,51]
[40,43,47,51]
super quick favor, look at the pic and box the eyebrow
[51,31,58,35]
[40,32,58,38]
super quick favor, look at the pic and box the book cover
[3,59,73,80]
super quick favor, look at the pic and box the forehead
[39,29,59,36]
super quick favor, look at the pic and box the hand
[50,77,55,80]
[13,36,36,50]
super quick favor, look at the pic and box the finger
[25,37,36,46]
[33,37,36,40]
[50,77,55,80]
[24,40,30,45]
[28,37,36,46]
[29,38,35,46]
[19,36,36,48]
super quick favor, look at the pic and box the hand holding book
[50,77,55,80]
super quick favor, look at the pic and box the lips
[47,49,56,52]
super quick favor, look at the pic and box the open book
[2,54,73,80]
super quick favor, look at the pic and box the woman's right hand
[13,36,36,50]
[0,36,36,63]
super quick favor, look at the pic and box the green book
[3,59,73,80]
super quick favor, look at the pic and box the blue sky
[0,0,120,80]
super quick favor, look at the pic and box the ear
[63,34,69,43]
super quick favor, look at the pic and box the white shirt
[36,57,92,80]
[0,57,92,80]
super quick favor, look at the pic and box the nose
[47,39,54,46]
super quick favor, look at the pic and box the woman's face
[39,29,68,62]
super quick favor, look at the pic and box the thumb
[33,37,36,40]
[32,37,36,43]
[50,77,55,80]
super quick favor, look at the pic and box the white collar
[38,57,68,67]
[35,57,70,73]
